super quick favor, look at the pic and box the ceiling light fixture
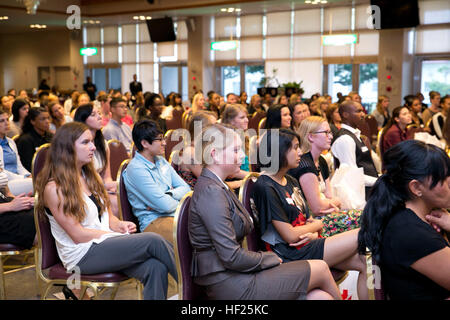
[18,0,41,14]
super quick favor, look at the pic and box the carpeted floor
[1,254,178,300]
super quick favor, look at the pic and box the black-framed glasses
[313,130,333,136]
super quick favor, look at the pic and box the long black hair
[73,103,107,173]
[265,104,288,129]
[259,128,300,173]
[358,140,450,261]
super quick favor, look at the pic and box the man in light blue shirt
[102,97,133,154]
[123,119,190,244]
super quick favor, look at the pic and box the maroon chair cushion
[118,161,140,230]
[166,109,183,130]
[108,140,129,180]
[32,145,50,182]
[176,196,204,300]
[0,243,26,252]
[37,215,61,270]
[48,263,129,282]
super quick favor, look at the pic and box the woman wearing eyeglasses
[289,116,361,237]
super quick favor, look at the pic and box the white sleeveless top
[46,193,125,271]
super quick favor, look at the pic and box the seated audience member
[74,104,119,217]
[0,109,33,195]
[422,91,441,126]
[308,99,321,117]
[48,101,72,134]
[206,92,221,119]
[380,106,412,156]
[265,104,292,130]
[0,169,35,248]
[239,91,249,108]
[290,102,310,132]
[262,93,273,111]
[247,94,264,115]
[330,101,378,200]
[8,99,30,138]
[221,104,250,172]
[16,107,53,172]
[102,97,133,155]
[251,129,368,300]
[371,95,391,130]
[190,93,206,114]
[70,92,90,117]
[35,122,177,300]
[1,95,13,116]
[358,140,450,300]
[405,95,424,127]
[175,110,217,189]
[96,93,112,126]
[325,103,342,136]
[226,93,238,105]
[64,90,79,115]
[123,120,190,244]
[274,94,288,106]
[145,93,167,134]
[189,123,342,300]
[429,95,449,140]
[288,116,361,237]
[315,97,329,117]
[289,93,302,106]
[168,93,184,113]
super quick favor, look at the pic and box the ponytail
[358,139,450,262]
[358,175,406,261]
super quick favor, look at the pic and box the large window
[221,66,241,97]
[327,64,353,100]
[359,63,378,113]
[245,65,265,98]
[420,60,450,104]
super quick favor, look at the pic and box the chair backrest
[168,150,179,172]
[107,139,129,180]
[238,172,261,252]
[117,159,140,230]
[248,111,266,132]
[173,191,204,300]
[166,109,184,130]
[33,195,61,271]
[31,143,51,188]
[365,115,379,141]
[164,129,184,161]
[257,117,267,136]
[357,119,372,143]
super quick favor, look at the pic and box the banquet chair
[173,191,205,300]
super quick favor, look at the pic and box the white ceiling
[0,0,370,34]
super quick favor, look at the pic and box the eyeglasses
[313,130,333,136]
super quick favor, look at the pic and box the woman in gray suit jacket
[188,123,342,300]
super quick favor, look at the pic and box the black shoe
[62,286,78,300]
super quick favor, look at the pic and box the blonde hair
[297,116,326,153]
[221,104,247,126]
[35,122,110,222]
[191,93,205,113]
[194,123,238,167]
[376,95,389,114]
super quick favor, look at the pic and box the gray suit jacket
[189,168,280,286]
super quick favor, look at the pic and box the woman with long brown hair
[35,122,177,300]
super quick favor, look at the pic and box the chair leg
[110,285,120,300]
[137,281,143,300]
[0,257,5,300]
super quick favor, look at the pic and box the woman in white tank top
[35,122,177,300]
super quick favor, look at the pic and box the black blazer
[189,168,280,286]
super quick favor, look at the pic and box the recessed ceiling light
[146,16,152,20]
[321,0,327,3]
[220,8,227,12]
[95,20,100,24]
[305,0,312,3]
[236,8,241,12]
[133,16,139,20]
[139,16,145,20]
[227,8,234,12]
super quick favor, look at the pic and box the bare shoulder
[43,181,62,207]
